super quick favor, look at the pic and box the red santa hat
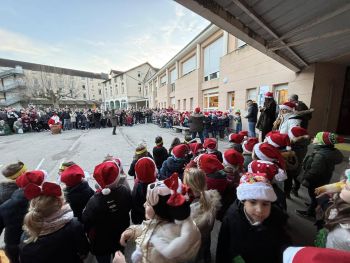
[239,130,248,138]
[194,107,200,113]
[204,112,209,116]
[197,154,224,174]
[203,138,217,150]
[288,126,308,141]
[172,144,189,159]
[265,131,291,150]
[283,246,350,263]
[253,142,286,170]
[265,92,274,98]
[16,170,47,189]
[237,172,277,202]
[279,101,296,111]
[189,142,204,155]
[135,157,157,183]
[242,137,259,153]
[223,149,244,167]
[229,133,244,144]
[93,161,120,195]
[60,164,85,187]
[248,160,287,182]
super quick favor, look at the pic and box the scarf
[40,204,74,236]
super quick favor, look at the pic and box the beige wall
[175,69,199,110]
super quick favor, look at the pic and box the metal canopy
[175,0,350,72]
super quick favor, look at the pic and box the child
[60,164,94,221]
[82,161,132,263]
[228,133,244,153]
[233,110,242,134]
[216,172,291,263]
[188,142,204,159]
[19,181,89,263]
[131,157,157,224]
[119,173,201,263]
[297,132,344,218]
[168,137,181,155]
[128,142,153,179]
[242,138,259,170]
[159,144,189,180]
[0,161,26,205]
[183,168,221,263]
[152,136,169,170]
[223,149,244,187]
[0,170,46,263]
[203,138,223,162]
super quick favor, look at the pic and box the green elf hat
[315,132,344,145]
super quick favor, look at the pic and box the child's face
[144,201,155,220]
[244,199,271,224]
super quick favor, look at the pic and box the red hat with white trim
[248,160,287,182]
[203,138,217,150]
[172,144,189,159]
[266,131,291,150]
[283,246,350,263]
[279,102,296,111]
[223,149,244,167]
[253,142,286,170]
[242,138,259,153]
[288,126,308,140]
[135,157,157,183]
[197,154,224,174]
[194,107,200,113]
[229,133,244,144]
[93,161,120,195]
[60,164,85,187]
[189,142,204,155]
[265,92,274,98]
[239,131,248,138]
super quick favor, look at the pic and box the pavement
[0,124,349,262]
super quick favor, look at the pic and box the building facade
[103,62,157,110]
[0,58,108,109]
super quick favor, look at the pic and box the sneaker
[296,210,315,219]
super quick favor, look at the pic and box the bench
[172,125,190,135]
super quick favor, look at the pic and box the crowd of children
[0,105,349,263]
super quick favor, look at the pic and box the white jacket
[326,224,350,251]
[279,113,301,134]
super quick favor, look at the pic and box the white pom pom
[286,146,292,151]
[131,246,143,263]
[102,188,111,195]
[275,168,287,182]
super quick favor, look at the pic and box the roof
[112,62,156,78]
[0,58,109,79]
[175,0,350,72]
[110,69,123,75]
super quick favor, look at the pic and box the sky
[0,0,210,73]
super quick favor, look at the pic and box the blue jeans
[192,131,204,143]
[235,123,242,134]
[248,122,256,137]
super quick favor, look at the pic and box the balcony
[1,80,26,91]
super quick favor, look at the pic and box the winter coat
[207,150,223,163]
[159,156,187,180]
[289,135,311,178]
[295,100,311,129]
[19,218,89,263]
[128,152,153,179]
[204,116,211,130]
[326,224,350,251]
[228,142,243,153]
[110,114,118,126]
[278,113,301,134]
[245,103,258,123]
[216,200,291,263]
[243,153,253,171]
[64,181,94,222]
[0,181,18,205]
[189,113,205,132]
[302,145,343,188]
[82,185,132,255]
[131,182,148,224]
[153,146,169,170]
[256,100,276,132]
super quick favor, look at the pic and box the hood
[314,145,343,165]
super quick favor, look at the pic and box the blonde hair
[23,195,64,243]
[183,168,209,211]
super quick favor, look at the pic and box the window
[83,93,86,99]
[170,97,175,109]
[182,55,196,76]
[190,98,194,111]
[183,99,186,110]
[204,93,219,110]
[228,92,235,109]
[247,88,257,103]
[237,38,246,49]
[170,68,177,92]
[82,85,86,90]
[99,89,102,95]
[258,86,269,106]
[160,75,167,86]
[204,37,223,81]
[137,71,141,78]
[177,100,181,110]
[274,84,288,104]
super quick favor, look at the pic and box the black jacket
[82,185,132,255]
[189,113,205,132]
[131,182,149,224]
[159,156,187,180]
[216,200,290,263]
[19,218,89,263]
[64,181,94,222]
[245,103,258,122]
[153,146,169,169]
[128,152,153,179]
[0,181,18,205]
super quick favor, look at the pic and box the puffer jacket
[159,156,187,180]
[0,181,18,205]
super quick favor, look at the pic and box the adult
[189,107,205,143]
[278,102,301,134]
[244,100,258,138]
[256,92,277,141]
[288,94,312,129]
[109,110,118,135]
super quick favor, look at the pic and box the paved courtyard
[0,124,348,262]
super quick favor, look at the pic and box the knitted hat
[223,149,244,167]
[236,172,277,202]
[266,131,291,150]
[135,157,157,183]
[288,126,308,140]
[189,142,204,155]
[253,142,286,169]
[203,138,217,150]
[172,144,189,159]
[248,160,287,182]
[229,133,244,144]
[1,161,27,180]
[265,92,273,98]
[279,102,296,111]
[16,170,47,189]
[194,107,200,113]
[283,246,350,263]
[60,164,85,187]
[93,161,120,195]
[315,132,344,145]
[239,131,248,138]
[197,154,224,174]
[135,143,147,155]
[242,138,259,153]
